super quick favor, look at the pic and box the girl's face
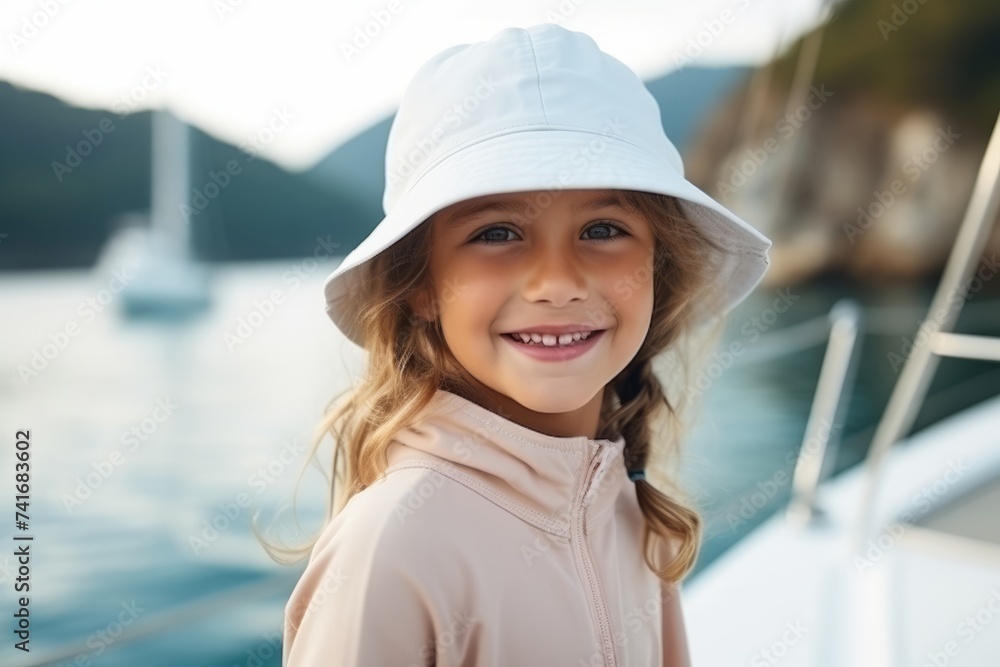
[418,188,656,438]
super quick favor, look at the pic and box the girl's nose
[520,245,590,306]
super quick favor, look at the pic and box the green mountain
[0,82,375,271]
[772,0,1000,130]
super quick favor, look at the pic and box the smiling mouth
[501,330,605,347]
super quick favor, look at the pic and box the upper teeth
[510,331,593,346]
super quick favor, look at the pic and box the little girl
[268,23,771,666]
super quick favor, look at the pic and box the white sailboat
[683,111,1000,666]
[96,108,212,318]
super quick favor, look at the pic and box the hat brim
[323,128,771,347]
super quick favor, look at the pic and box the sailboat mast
[150,109,191,257]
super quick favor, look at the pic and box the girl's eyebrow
[444,200,526,228]
[444,193,626,227]
[574,193,628,214]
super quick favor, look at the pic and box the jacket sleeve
[283,524,437,666]
[661,580,692,667]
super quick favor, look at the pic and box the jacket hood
[385,388,630,536]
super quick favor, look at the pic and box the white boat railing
[714,293,1000,532]
[786,298,864,526]
[852,109,1000,554]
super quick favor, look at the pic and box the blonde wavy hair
[255,188,727,585]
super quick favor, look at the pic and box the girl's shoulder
[310,464,471,563]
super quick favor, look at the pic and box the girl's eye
[476,226,517,245]
[473,222,626,246]
[583,223,625,242]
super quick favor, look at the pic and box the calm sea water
[2,259,998,666]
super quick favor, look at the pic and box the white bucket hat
[322,23,771,347]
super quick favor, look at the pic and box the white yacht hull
[684,393,1000,667]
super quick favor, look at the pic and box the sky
[0,0,828,171]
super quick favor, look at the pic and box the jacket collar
[385,389,629,536]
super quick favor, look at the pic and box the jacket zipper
[576,443,618,667]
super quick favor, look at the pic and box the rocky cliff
[684,0,1000,286]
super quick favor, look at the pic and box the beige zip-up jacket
[283,388,691,666]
